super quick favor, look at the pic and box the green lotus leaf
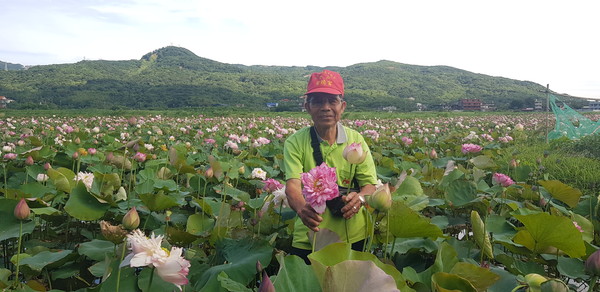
[431,272,477,292]
[30,207,60,216]
[47,167,75,193]
[513,213,586,258]
[19,250,72,272]
[139,191,179,212]
[187,213,215,235]
[445,179,477,207]
[19,182,55,198]
[538,180,582,208]
[388,201,443,239]
[217,271,252,292]
[78,239,116,261]
[272,253,321,292]
[469,155,496,169]
[138,266,179,291]
[166,226,198,246]
[308,242,408,291]
[64,182,110,221]
[449,262,500,291]
[193,238,273,292]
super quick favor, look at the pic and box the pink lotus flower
[461,143,482,154]
[262,178,284,193]
[3,153,17,160]
[401,136,413,146]
[87,148,97,155]
[155,247,191,290]
[133,152,147,163]
[301,163,339,214]
[492,173,515,187]
[573,221,583,232]
[342,142,367,164]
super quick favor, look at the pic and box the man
[283,70,378,262]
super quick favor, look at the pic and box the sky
[2,0,599,99]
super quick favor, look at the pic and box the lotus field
[1,112,599,291]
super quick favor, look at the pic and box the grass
[504,136,600,197]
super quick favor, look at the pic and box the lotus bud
[44,162,52,170]
[74,137,81,144]
[205,167,214,178]
[258,270,275,292]
[429,148,438,159]
[88,148,97,155]
[366,183,392,211]
[157,167,172,179]
[509,159,518,168]
[239,166,246,175]
[25,156,34,166]
[524,273,547,289]
[72,152,79,159]
[14,198,31,220]
[99,220,127,244]
[343,142,367,164]
[585,249,600,275]
[122,207,140,230]
[540,279,569,291]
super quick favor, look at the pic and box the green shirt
[283,124,378,250]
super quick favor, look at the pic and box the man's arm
[286,178,322,232]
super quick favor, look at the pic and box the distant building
[534,99,544,111]
[459,99,482,111]
[589,100,600,111]
[481,101,496,112]
[0,96,14,108]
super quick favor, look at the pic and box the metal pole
[546,84,550,144]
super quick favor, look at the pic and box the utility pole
[546,84,550,144]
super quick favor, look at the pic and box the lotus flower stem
[14,220,23,287]
[116,241,127,292]
[589,275,598,291]
[147,267,155,292]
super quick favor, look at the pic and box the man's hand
[341,192,363,219]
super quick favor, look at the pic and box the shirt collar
[315,123,347,144]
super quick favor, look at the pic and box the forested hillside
[0,46,566,111]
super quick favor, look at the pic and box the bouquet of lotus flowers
[301,162,339,214]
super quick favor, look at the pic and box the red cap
[305,70,344,97]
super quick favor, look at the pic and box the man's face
[304,93,346,128]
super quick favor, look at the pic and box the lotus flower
[343,142,367,164]
[492,173,515,187]
[122,229,190,291]
[461,143,482,154]
[262,178,284,193]
[155,247,191,290]
[301,163,339,214]
[252,168,267,180]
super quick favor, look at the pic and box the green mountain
[0,46,561,111]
